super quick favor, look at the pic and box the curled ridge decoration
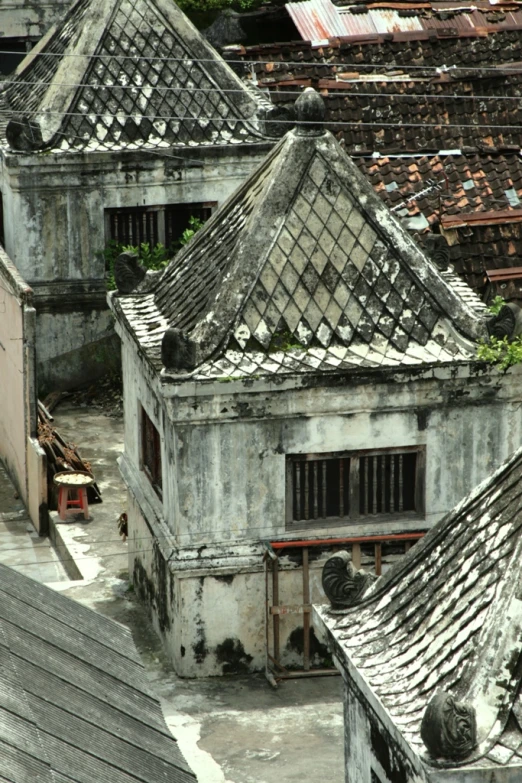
[322,550,376,609]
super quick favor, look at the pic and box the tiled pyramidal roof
[316,447,522,770]
[0,562,196,783]
[115,91,486,381]
[0,0,269,152]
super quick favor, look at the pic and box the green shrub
[101,215,206,290]
[477,335,522,372]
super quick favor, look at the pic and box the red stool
[54,471,94,521]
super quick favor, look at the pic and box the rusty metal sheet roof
[441,207,522,228]
[287,0,522,41]
[287,0,349,39]
[486,266,522,281]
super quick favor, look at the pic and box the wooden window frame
[105,201,216,250]
[141,406,162,499]
[285,446,425,530]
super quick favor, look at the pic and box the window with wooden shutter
[141,407,162,498]
[286,447,424,529]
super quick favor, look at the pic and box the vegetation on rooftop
[476,296,522,372]
[102,216,206,291]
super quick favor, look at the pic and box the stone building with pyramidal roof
[0,0,277,389]
[110,89,522,677]
[314,443,522,782]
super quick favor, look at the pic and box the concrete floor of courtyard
[24,400,344,783]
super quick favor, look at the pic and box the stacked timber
[37,401,102,510]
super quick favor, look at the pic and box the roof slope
[0,562,196,783]
[360,151,522,295]
[0,0,269,153]
[114,92,485,381]
[317,446,522,769]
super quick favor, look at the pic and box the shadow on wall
[38,333,122,393]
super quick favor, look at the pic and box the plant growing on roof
[476,335,522,372]
[477,297,522,371]
[487,295,507,315]
[101,215,206,290]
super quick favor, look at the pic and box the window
[106,202,215,249]
[141,407,162,498]
[286,447,424,528]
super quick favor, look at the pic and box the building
[224,7,522,301]
[0,0,71,75]
[0,560,196,782]
[0,0,277,390]
[314,444,522,782]
[110,89,522,677]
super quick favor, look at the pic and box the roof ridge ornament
[421,691,477,761]
[322,550,377,611]
[295,87,326,137]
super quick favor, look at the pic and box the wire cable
[0,49,520,73]
[4,79,522,103]
[1,105,522,132]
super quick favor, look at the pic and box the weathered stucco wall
[0,0,70,39]
[0,246,42,516]
[0,144,270,388]
[116,322,522,675]
[161,366,522,544]
[342,674,426,783]
[27,436,47,534]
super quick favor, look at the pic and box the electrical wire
[1,105,522,132]
[1,531,412,570]
[0,49,520,73]
[4,79,522,103]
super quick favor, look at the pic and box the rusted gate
[264,533,424,686]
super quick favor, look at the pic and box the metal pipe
[270,532,425,549]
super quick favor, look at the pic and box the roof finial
[295,87,325,137]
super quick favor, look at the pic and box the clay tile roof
[357,151,522,295]
[316,445,522,770]
[0,562,196,783]
[225,33,522,153]
[113,99,486,382]
[0,0,270,153]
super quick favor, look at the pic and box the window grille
[287,448,424,527]
[106,202,216,250]
[109,207,159,247]
[141,407,162,498]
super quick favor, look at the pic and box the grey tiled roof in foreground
[0,0,269,152]
[113,90,487,382]
[0,562,196,783]
[316,446,522,772]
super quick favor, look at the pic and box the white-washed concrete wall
[116,322,522,674]
[0,144,271,388]
[27,437,47,534]
[0,0,70,39]
[162,366,522,544]
[0,246,44,524]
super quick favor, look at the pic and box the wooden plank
[272,558,280,663]
[303,547,310,672]
[270,605,312,615]
[375,543,382,576]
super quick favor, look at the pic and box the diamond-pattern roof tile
[0,0,270,152]
[113,118,486,380]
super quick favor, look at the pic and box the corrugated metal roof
[287,0,348,39]
[287,0,522,41]
[0,563,196,783]
[486,266,522,281]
